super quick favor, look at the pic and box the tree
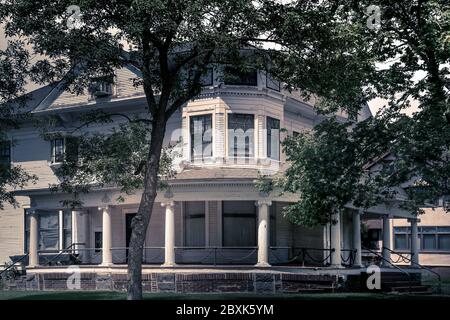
[5,0,433,299]
[0,39,37,209]
[1,0,278,300]
[259,0,449,226]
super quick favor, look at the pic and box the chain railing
[269,247,335,266]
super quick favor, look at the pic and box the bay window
[267,117,280,160]
[228,113,254,160]
[190,114,213,161]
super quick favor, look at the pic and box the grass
[1,291,450,300]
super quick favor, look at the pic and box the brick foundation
[6,271,343,293]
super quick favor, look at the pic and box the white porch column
[330,211,343,267]
[58,210,64,251]
[28,211,39,267]
[353,210,363,267]
[382,215,392,266]
[409,218,420,265]
[99,206,112,266]
[162,201,176,267]
[255,200,271,267]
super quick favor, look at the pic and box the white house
[0,64,439,293]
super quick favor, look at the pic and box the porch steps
[380,272,433,295]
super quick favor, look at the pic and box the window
[270,204,276,247]
[0,140,11,168]
[92,82,113,97]
[63,211,72,248]
[184,202,205,247]
[266,73,281,91]
[228,113,254,159]
[65,137,80,163]
[393,226,450,252]
[24,210,31,253]
[222,201,256,247]
[224,67,257,86]
[39,211,59,251]
[94,231,102,253]
[190,114,212,161]
[51,138,64,163]
[267,117,280,160]
[51,137,79,164]
[201,68,213,86]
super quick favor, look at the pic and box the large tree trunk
[127,114,167,300]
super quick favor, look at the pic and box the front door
[125,213,136,262]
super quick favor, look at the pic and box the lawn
[1,291,450,300]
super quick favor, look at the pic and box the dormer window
[0,141,11,168]
[224,67,257,86]
[90,81,114,98]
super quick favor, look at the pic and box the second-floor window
[228,113,254,159]
[190,114,213,161]
[0,141,11,168]
[51,137,79,164]
[51,138,65,163]
[267,117,280,160]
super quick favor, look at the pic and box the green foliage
[45,119,180,208]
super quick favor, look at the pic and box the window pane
[223,201,256,247]
[394,234,408,250]
[190,115,212,160]
[95,232,102,252]
[266,73,280,91]
[437,227,450,233]
[228,114,254,158]
[267,117,280,160]
[422,234,436,250]
[0,141,11,166]
[63,211,72,248]
[394,227,410,233]
[52,138,65,163]
[224,67,257,86]
[438,234,450,250]
[421,226,437,233]
[184,201,205,247]
[39,212,59,250]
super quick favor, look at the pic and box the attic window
[91,82,114,98]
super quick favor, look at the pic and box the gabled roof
[30,64,145,114]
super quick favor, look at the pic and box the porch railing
[381,246,441,293]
